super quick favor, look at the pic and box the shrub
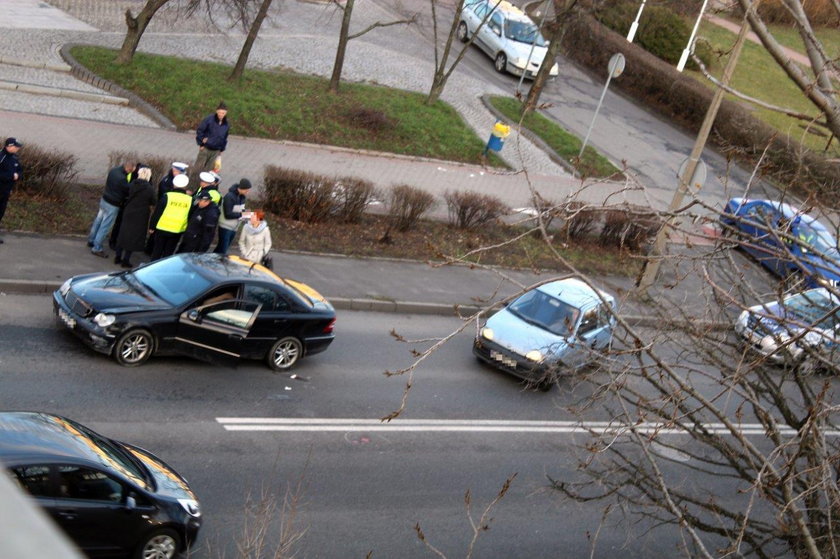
[333,178,380,223]
[387,184,436,232]
[17,144,79,199]
[559,201,599,240]
[595,1,713,70]
[444,190,508,230]
[598,205,662,251]
[262,166,335,223]
[733,0,839,26]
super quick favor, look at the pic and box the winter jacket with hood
[239,220,272,263]
[218,184,247,231]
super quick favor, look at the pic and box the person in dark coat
[0,137,23,244]
[179,190,220,253]
[109,161,142,251]
[88,161,135,257]
[194,102,230,173]
[115,167,157,268]
[158,162,189,201]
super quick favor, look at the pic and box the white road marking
[216,418,840,437]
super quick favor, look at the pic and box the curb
[0,80,129,105]
[0,56,71,73]
[59,44,177,130]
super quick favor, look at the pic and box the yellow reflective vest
[156,191,192,233]
[195,187,221,205]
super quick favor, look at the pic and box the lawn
[488,96,623,179]
[70,46,502,166]
[692,21,840,155]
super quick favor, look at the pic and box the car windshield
[504,19,546,46]
[797,222,839,259]
[508,289,580,336]
[131,257,213,306]
[784,290,840,330]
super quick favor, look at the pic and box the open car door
[175,299,261,367]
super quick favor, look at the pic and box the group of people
[86,101,272,268]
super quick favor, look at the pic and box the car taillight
[323,318,335,334]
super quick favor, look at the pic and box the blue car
[720,198,840,288]
[473,278,615,390]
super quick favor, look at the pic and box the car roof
[177,253,281,283]
[729,198,831,233]
[534,278,614,308]
[0,412,112,465]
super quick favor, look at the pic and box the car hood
[800,254,840,282]
[486,308,570,357]
[70,272,170,313]
[122,442,198,501]
[507,41,549,64]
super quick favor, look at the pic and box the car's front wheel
[457,22,469,42]
[494,52,507,73]
[134,528,180,559]
[267,337,303,371]
[114,329,154,367]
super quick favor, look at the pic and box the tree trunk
[329,0,355,92]
[230,0,274,81]
[522,0,574,116]
[116,0,170,65]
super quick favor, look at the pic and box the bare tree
[229,0,274,81]
[117,0,172,64]
[329,0,417,92]
[732,0,840,139]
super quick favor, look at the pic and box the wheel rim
[495,54,505,72]
[458,23,467,40]
[142,534,176,559]
[120,333,150,363]
[273,340,300,369]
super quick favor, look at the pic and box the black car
[0,412,201,558]
[53,253,336,370]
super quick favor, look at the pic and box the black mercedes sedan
[53,253,336,370]
[1,411,201,559]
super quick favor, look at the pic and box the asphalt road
[0,290,804,558]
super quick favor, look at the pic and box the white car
[458,0,560,79]
[735,287,840,369]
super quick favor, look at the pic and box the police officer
[158,162,189,200]
[149,174,193,260]
[193,171,221,206]
[0,137,23,244]
[179,190,220,253]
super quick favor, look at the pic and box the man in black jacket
[179,190,220,253]
[88,161,136,257]
[0,137,23,244]
[194,102,230,173]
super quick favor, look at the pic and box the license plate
[490,350,517,368]
[58,308,76,329]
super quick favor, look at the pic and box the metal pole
[579,54,624,159]
[637,17,750,293]
[676,0,709,72]
[515,0,550,95]
[626,0,646,43]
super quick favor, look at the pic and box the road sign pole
[637,17,750,293]
[579,53,625,159]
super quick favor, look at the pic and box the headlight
[93,313,116,327]
[481,327,494,341]
[178,498,201,518]
[511,57,527,69]
[525,350,543,362]
[760,335,779,352]
[59,279,72,296]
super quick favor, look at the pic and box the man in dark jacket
[179,190,220,253]
[194,102,230,173]
[214,178,251,255]
[88,161,136,257]
[0,137,23,244]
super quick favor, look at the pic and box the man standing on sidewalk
[194,102,230,173]
[88,160,136,258]
[0,137,23,244]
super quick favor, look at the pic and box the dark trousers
[214,227,236,255]
[115,249,134,265]
[0,183,12,227]
[151,231,182,261]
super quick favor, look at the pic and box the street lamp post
[637,17,751,293]
[676,0,709,72]
[626,0,646,43]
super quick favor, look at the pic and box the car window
[784,290,840,330]
[473,2,487,18]
[205,308,255,329]
[57,466,123,502]
[132,257,213,306]
[244,285,289,312]
[10,465,53,497]
[504,19,546,46]
[509,290,580,337]
[489,12,502,33]
[578,310,600,335]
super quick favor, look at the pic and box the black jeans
[0,182,12,227]
[151,231,182,261]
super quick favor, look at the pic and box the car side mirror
[187,309,201,323]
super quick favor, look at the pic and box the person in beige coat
[238,209,272,264]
